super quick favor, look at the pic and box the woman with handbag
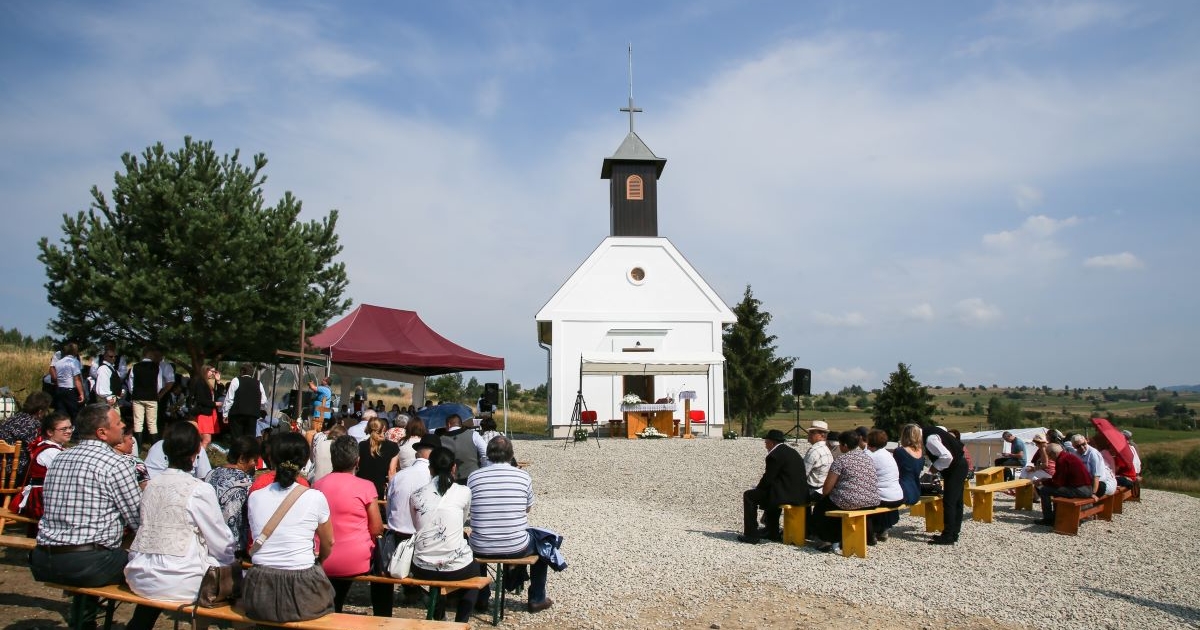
[313,435,391,616]
[410,446,486,622]
[124,421,237,629]
[243,432,335,622]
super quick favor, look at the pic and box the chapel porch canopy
[579,352,723,375]
[309,304,505,376]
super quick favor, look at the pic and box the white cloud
[1015,184,1043,211]
[1083,252,1145,270]
[953,298,1003,326]
[820,367,874,390]
[906,303,935,322]
[812,311,868,327]
[987,0,1137,37]
[983,214,1080,248]
[935,366,966,377]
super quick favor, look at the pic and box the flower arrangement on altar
[621,393,643,405]
[637,426,666,439]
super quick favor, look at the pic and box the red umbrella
[1089,417,1136,477]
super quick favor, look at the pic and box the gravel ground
[483,435,1200,630]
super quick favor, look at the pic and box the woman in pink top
[313,435,390,616]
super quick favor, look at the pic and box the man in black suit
[739,429,808,544]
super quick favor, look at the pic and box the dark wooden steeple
[601,47,666,237]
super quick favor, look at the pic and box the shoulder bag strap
[249,485,306,556]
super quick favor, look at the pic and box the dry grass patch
[0,346,51,398]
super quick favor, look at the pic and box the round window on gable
[629,266,646,285]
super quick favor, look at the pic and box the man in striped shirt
[466,436,553,613]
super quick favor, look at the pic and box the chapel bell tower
[601,48,666,237]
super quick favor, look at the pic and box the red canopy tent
[309,304,504,375]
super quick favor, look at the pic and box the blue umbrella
[416,403,475,431]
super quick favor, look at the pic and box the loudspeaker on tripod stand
[792,368,811,397]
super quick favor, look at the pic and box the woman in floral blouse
[810,431,879,552]
[206,435,261,556]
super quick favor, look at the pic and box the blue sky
[2,0,1197,393]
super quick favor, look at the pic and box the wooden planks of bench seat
[47,583,467,629]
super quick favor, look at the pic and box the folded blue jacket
[529,526,567,572]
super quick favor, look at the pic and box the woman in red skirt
[190,365,221,450]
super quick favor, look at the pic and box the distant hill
[1164,385,1200,393]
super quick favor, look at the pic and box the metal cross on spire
[619,43,642,133]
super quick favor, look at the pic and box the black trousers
[31,547,157,628]
[330,576,395,617]
[940,463,969,541]
[410,561,487,623]
[1039,484,1092,521]
[742,488,781,538]
[228,413,258,441]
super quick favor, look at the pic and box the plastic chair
[689,410,707,436]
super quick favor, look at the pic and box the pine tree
[38,137,350,376]
[723,285,794,436]
[871,363,937,439]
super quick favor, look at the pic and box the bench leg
[102,598,116,630]
[840,516,868,559]
[1015,484,1034,511]
[426,586,441,621]
[1113,490,1125,515]
[924,497,945,533]
[972,491,994,523]
[1053,500,1082,536]
[69,594,104,630]
[910,501,925,517]
[1098,495,1114,521]
[963,480,974,507]
[491,563,505,626]
[781,505,807,547]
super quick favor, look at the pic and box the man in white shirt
[385,434,440,605]
[224,364,267,440]
[924,424,969,545]
[92,350,124,406]
[1071,434,1117,497]
[346,410,372,442]
[803,420,833,501]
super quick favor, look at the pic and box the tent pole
[501,369,508,436]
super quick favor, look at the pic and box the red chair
[689,410,707,436]
[580,410,600,439]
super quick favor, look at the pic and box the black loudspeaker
[792,368,811,396]
[483,383,500,405]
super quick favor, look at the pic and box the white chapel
[535,94,735,438]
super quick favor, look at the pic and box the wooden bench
[0,533,483,629]
[1112,486,1133,514]
[784,496,943,556]
[968,479,1035,523]
[241,559,491,622]
[907,496,945,533]
[356,573,491,621]
[825,505,906,559]
[966,466,1006,507]
[1052,493,1115,536]
[780,503,808,546]
[48,582,468,630]
[475,554,539,626]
